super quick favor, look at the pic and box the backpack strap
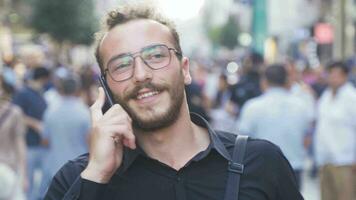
[223,135,249,200]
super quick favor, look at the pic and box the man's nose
[132,56,153,83]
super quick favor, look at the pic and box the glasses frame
[104,44,182,82]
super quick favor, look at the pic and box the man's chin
[132,117,172,132]
[130,108,180,132]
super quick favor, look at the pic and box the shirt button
[176,177,181,182]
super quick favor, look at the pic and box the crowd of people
[0,5,356,200]
[0,45,96,199]
[186,53,356,200]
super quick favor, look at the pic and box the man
[40,71,91,197]
[13,66,49,200]
[238,64,313,189]
[230,52,264,112]
[315,61,356,200]
[44,4,303,200]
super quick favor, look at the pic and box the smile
[136,90,160,100]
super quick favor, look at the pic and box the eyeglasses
[104,44,182,82]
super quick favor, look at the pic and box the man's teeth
[137,91,159,100]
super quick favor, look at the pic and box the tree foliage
[30,0,98,45]
[219,15,239,50]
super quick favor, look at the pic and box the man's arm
[44,156,108,200]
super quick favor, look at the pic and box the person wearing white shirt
[315,61,356,200]
[238,64,313,190]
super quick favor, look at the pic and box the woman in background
[0,71,27,200]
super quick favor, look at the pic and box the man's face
[327,67,347,90]
[99,19,191,131]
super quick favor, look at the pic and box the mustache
[124,82,167,101]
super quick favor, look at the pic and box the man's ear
[181,57,192,85]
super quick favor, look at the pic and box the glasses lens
[108,56,134,81]
[141,45,170,69]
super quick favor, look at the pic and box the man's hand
[81,87,136,183]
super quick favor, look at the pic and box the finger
[101,124,134,137]
[103,104,126,118]
[101,112,131,125]
[123,138,136,149]
[91,87,106,121]
[121,131,136,149]
[92,87,106,110]
[111,125,136,149]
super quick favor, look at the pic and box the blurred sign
[252,0,267,55]
[314,23,334,44]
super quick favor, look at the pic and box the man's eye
[146,53,166,60]
[112,63,131,72]
[152,53,164,58]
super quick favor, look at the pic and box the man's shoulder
[215,131,282,158]
[54,153,89,179]
[240,96,265,112]
[240,136,290,174]
[68,153,89,168]
[245,137,283,158]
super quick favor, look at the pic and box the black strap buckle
[228,162,244,174]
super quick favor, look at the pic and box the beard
[113,71,185,132]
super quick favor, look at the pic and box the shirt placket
[174,171,187,200]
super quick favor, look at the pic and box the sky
[150,0,206,21]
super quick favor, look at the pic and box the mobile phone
[99,75,114,113]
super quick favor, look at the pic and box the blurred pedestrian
[286,59,318,178]
[185,81,210,122]
[44,66,70,109]
[40,72,91,197]
[239,64,313,189]
[80,64,99,106]
[13,67,50,200]
[315,61,356,200]
[210,74,236,132]
[1,56,19,91]
[185,62,210,121]
[0,72,27,200]
[230,52,264,113]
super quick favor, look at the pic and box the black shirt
[44,114,303,200]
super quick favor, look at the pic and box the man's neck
[135,109,210,171]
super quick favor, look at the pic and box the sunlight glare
[155,0,205,21]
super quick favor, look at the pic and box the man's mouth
[125,82,166,102]
[136,90,160,100]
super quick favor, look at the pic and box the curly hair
[94,3,182,73]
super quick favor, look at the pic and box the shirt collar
[118,113,232,174]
